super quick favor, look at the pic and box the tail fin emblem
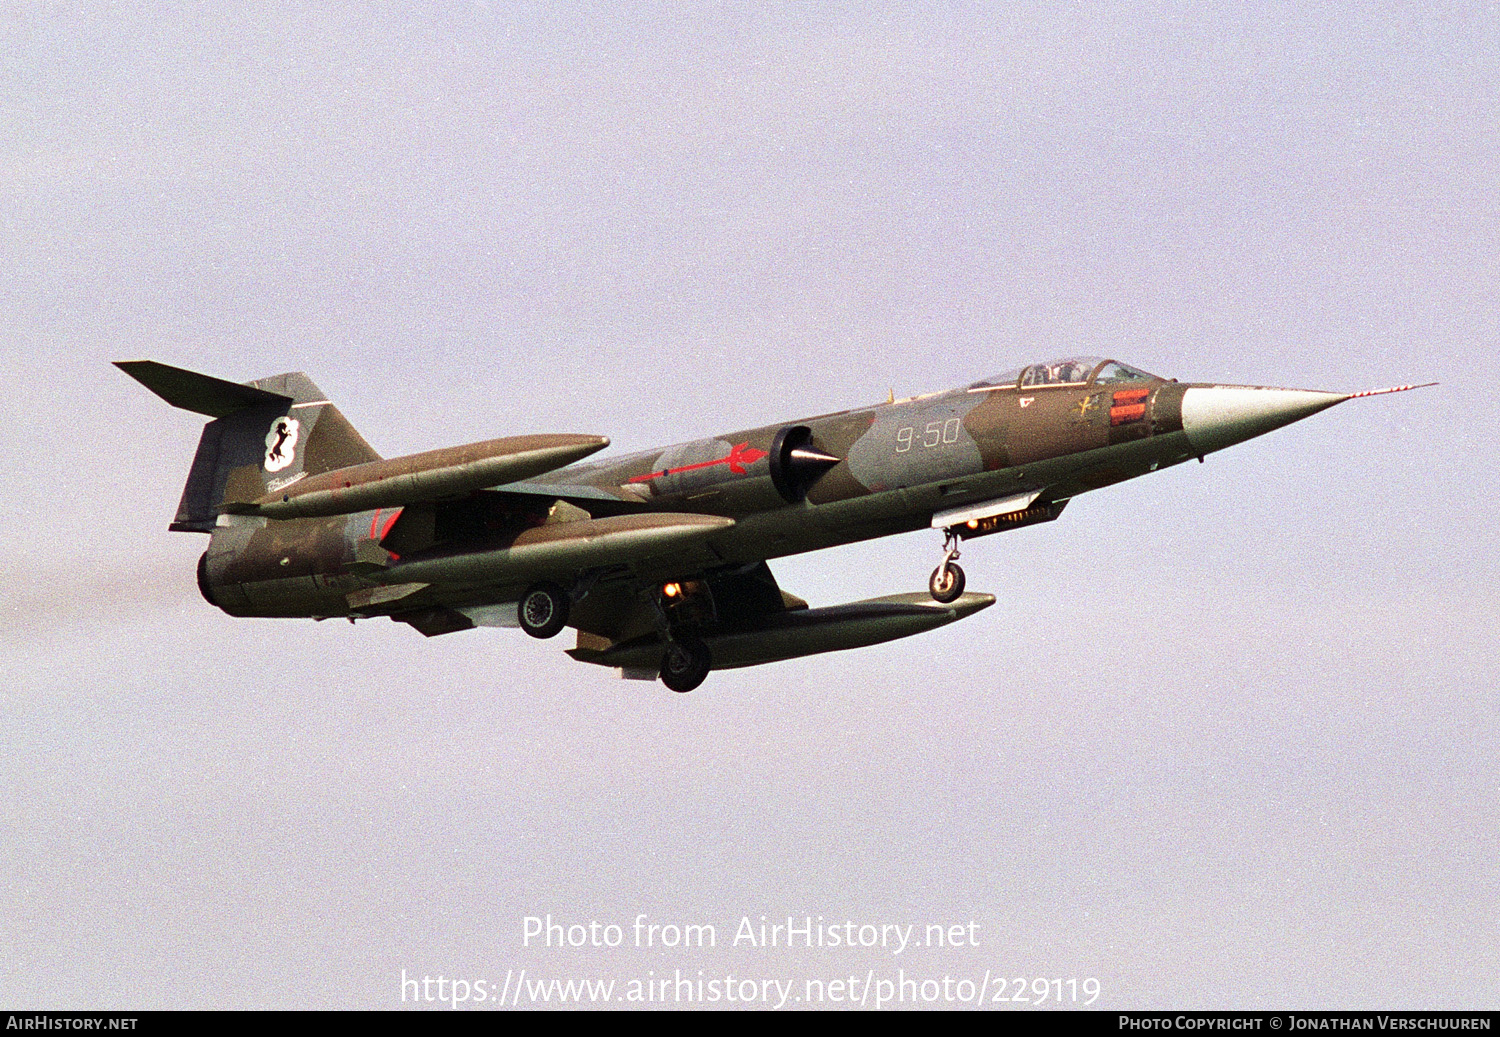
[264,417,301,472]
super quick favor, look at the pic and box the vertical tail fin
[115,361,381,532]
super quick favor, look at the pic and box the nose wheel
[929,529,966,604]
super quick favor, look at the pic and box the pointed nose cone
[1181,386,1348,456]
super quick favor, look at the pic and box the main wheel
[929,562,966,604]
[659,637,711,693]
[518,582,570,639]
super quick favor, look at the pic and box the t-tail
[114,360,380,532]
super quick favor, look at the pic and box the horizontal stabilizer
[569,590,995,672]
[388,512,735,586]
[115,360,292,417]
[245,435,610,518]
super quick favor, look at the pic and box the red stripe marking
[1113,388,1150,402]
[369,506,403,543]
[378,507,403,541]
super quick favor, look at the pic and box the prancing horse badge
[263,416,300,472]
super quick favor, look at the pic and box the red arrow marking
[628,442,769,484]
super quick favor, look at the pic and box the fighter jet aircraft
[117,357,1429,692]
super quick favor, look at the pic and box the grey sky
[2,2,1496,1009]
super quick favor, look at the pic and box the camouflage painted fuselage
[198,371,1192,637]
[122,355,1421,685]
[538,374,1187,541]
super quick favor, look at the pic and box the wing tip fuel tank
[387,512,735,586]
[569,590,996,673]
[248,434,610,518]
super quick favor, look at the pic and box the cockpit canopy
[971,357,1160,391]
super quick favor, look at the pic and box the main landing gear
[929,528,966,604]
[518,581,570,639]
[650,582,714,693]
[659,636,711,693]
[519,576,714,693]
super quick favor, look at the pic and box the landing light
[663,582,681,598]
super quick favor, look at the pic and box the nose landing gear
[929,528,966,604]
